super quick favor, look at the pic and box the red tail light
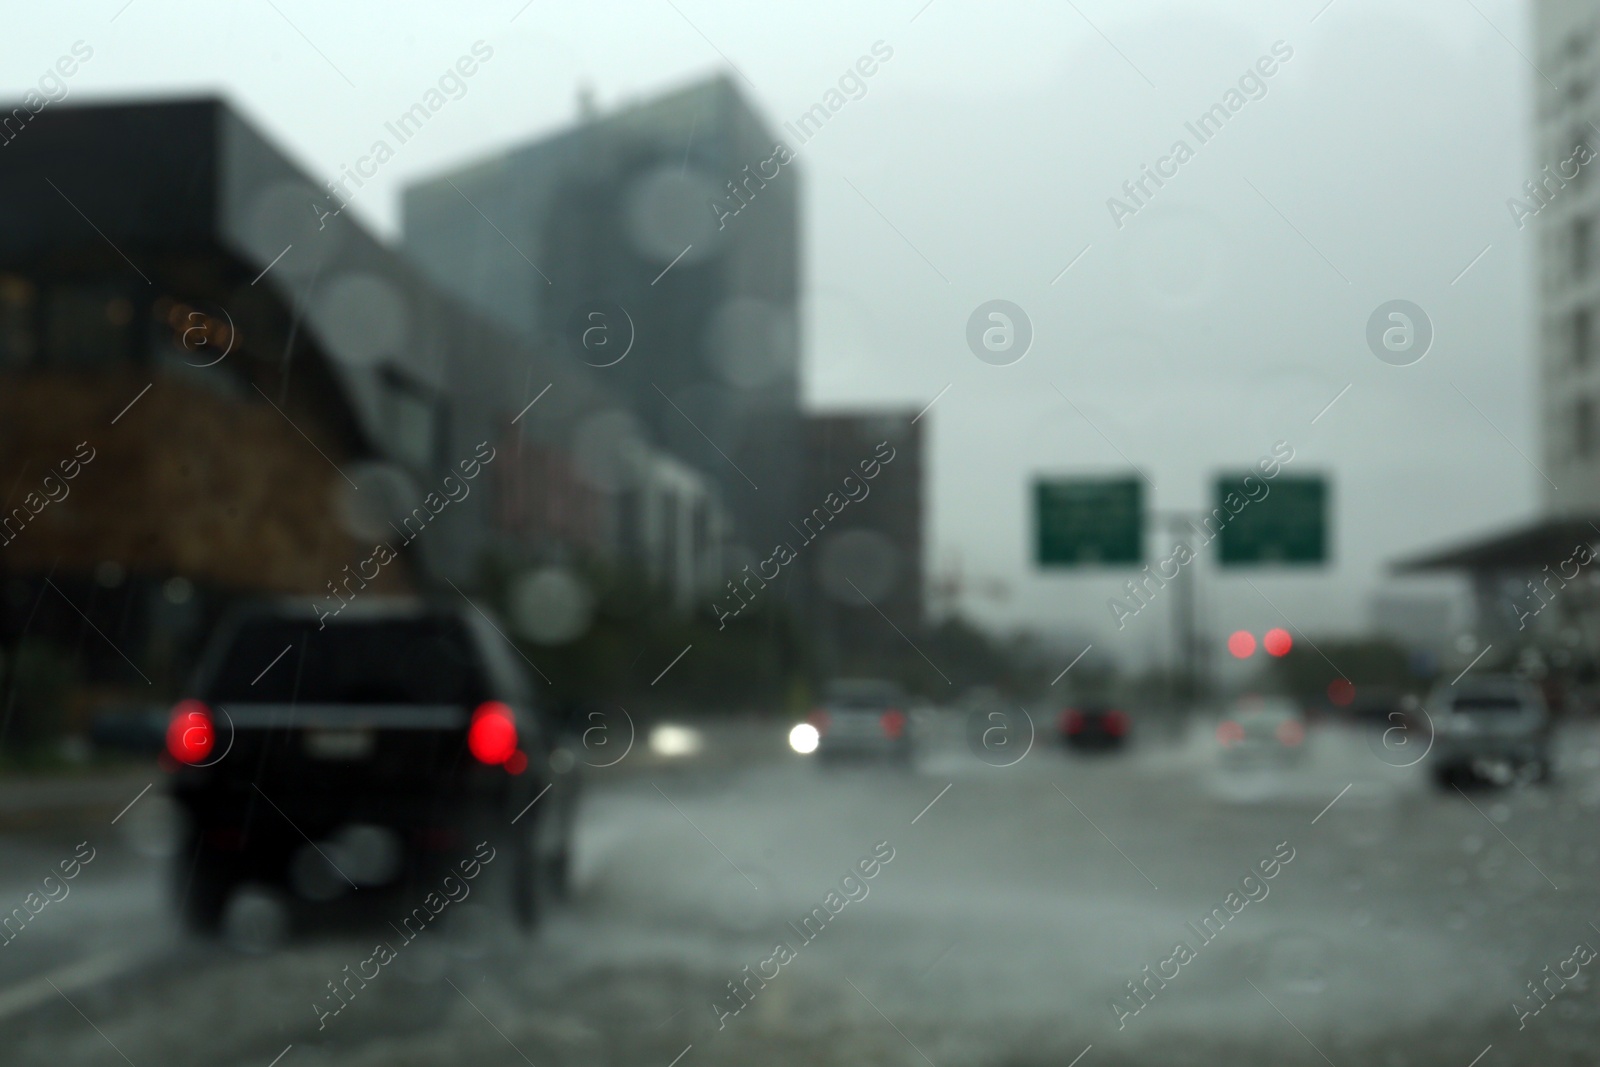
[808,708,831,735]
[1276,719,1305,747]
[1217,720,1244,747]
[468,701,518,765]
[1104,710,1128,737]
[881,708,906,739]
[166,699,215,764]
[1060,709,1085,734]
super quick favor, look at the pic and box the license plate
[304,729,374,760]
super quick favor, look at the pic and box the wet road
[3,714,1600,1066]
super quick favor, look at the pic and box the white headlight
[788,723,820,754]
[648,723,702,758]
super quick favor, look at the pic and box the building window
[0,275,36,369]
[1575,307,1592,366]
[1577,397,1595,459]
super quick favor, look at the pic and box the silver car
[1426,676,1551,786]
[811,679,912,763]
[1217,696,1308,768]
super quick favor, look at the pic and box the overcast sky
[12,0,1543,664]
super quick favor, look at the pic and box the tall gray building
[1398,3,1600,663]
[1531,3,1600,499]
[401,75,802,566]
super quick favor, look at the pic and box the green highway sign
[1215,474,1328,566]
[1034,478,1143,566]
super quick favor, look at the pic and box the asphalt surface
[2,713,1599,1066]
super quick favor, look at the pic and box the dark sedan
[1058,704,1130,751]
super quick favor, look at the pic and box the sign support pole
[1155,511,1206,711]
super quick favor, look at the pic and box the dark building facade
[0,97,664,691]
[801,412,925,675]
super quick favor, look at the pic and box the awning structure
[1393,516,1600,573]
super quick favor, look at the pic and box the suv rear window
[826,681,905,707]
[205,616,484,705]
[1452,695,1526,714]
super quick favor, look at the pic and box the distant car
[165,599,580,934]
[1058,704,1130,751]
[1427,675,1551,786]
[809,679,912,763]
[1217,696,1307,766]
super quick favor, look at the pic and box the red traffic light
[1227,630,1257,659]
[1263,628,1293,657]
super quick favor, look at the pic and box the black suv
[165,599,579,934]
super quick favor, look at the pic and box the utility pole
[1154,512,1205,712]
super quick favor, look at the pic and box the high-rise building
[1535,3,1600,503]
[801,411,925,673]
[1397,3,1600,657]
[402,75,802,564]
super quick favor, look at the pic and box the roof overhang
[1393,515,1600,573]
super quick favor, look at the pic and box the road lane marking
[911,783,952,825]
[1310,783,1352,825]
[665,1043,693,1067]
[1465,1045,1492,1067]
[1066,1045,1093,1067]
[266,1045,293,1067]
